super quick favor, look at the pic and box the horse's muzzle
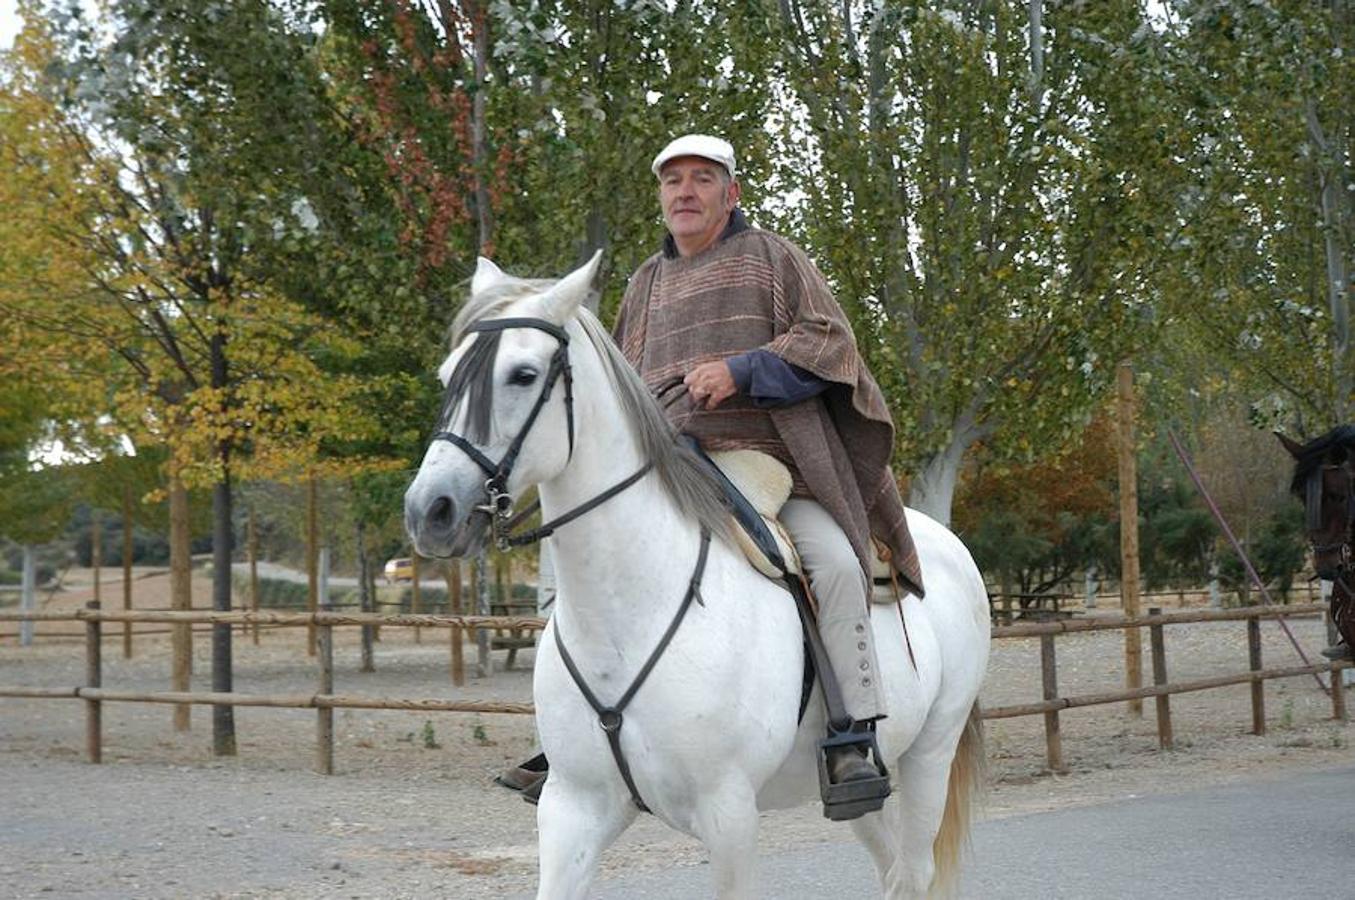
[405,490,487,559]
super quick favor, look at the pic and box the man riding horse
[500,134,925,811]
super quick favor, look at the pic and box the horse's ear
[1276,431,1305,459]
[541,249,603,323]
[471,256,506,296]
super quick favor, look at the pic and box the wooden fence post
[85,601,102,764]
[316,548,334,775]
[1149,607,1173,749]
[1332,663,1347,722]
[1248,616,1265,735]
[1040,633,1063,772]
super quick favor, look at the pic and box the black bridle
[424,316,705,812]
[428,316,651,551]
[1305,462,1355,570]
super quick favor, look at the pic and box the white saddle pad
[707,450,801,578]
[708,450,904,604]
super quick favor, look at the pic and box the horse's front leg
[691,777,761,899]
[535,775,636,900]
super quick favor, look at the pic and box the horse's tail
[931,701,985,894]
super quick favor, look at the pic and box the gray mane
[450,273,733,543]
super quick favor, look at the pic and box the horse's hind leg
[691,779,761,899]
[849,799,901,886]
[883,742,963,899]
[535,778,635,900]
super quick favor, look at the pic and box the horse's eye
[509,366,539,386]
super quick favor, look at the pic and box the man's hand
[684,360,738,410]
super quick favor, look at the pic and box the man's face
[658,156,739,254]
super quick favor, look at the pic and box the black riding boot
[495,752,549,804]
[827,721,882,784]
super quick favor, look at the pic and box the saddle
[703,448,901,604]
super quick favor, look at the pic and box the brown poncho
[614,226,924,598]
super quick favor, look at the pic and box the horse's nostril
[429,496,455,530]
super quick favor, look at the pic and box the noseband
[427,316,652,551]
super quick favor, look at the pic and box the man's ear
[726,179,741,211]
[471,257,507,296]
[540,250,602,324]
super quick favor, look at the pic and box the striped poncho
[614,225,924,598]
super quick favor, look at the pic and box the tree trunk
[907,438,971,526]
[306,475,318,656]
[121,483,133,658]
[1305,100,1352,419]
[471,1,494,255]
[91,514,102,605]
[358,517,375,673]
[169,471,192,732]
[210,332,236,757]
[247,505,260,646]
[475,549,491,678]
[19,545,35,647]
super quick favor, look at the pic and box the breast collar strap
[428,317,575,527]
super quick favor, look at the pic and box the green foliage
[740,1,1178,502]
[3,1,1350,558]
[1216,505,1307,603]
[0,465,75,545]
[1156,1,1355,429]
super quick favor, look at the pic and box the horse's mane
[1288,425,1355,496]
[448,273,733,543]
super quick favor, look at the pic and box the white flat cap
[651,134,736,180]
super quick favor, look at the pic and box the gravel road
[2,567,1353,897]
[564,765,1355,899]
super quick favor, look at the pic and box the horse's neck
[537,377,700,644]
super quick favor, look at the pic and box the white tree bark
[907,437,972,526]
[1305,99,1352,419]
[906,409,990,526]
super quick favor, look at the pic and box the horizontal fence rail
[0,602,1348,774]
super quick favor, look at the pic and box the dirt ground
[2,567,1353,898]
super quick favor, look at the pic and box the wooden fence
[0,602,1348,774]
[985,602,1350,771]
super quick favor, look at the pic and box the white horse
[404,253,991,899]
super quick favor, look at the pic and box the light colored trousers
[780,498,886,721]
